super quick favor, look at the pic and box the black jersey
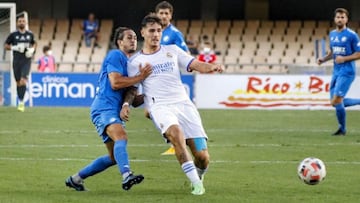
[5,30,36,62]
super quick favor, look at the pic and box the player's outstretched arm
[189,59,224,74]
[109,63,152,90]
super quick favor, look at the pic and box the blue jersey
[83,20,99,34]
[90,50,128,114]
[161,24,189,52]
[329,28,360,76]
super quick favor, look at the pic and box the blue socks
[334,103,346,132]
[113,140,131,175]
[344,98,360,107]
[78,155,115,179]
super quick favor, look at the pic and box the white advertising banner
[195,74,360,110]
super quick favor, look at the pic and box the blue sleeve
[352,32,360,53]
[174,32,189,52]
[105,51,127,76]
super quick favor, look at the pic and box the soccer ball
[297,157,326,185]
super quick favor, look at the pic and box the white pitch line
[1,142,360,148]
[1,157,360,165]
[1,127,351,135]
[0,142,360,148]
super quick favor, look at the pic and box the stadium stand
[26,17,359,74]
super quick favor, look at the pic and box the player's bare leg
[187,138,210,180]
[144,109,176,155]
[165,125,205,195]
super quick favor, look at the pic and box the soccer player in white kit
[123,13,224,195]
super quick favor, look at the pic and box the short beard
[127,49,136,54]
[19,25,25,29]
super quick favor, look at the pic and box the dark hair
[43,45,51,53]
[334,8,349,18]
[113,26,132,48]
[141,13,162,28]
[155,1,173,13]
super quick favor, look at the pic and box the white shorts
[149,100,208,142]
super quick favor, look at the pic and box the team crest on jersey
[166,52,173,58]
[163,35,169,42]
[26,35,31,40]
[341,36,347,42]
[357,42,360,47]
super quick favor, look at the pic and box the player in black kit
[4,15,36,112]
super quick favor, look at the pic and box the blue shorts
[330,74,355,99]
[91,110,125,143]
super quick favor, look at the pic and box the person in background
[317,8,360,136]
[81,13,101,48]
[198,46,217,64]
[37,45,56,72]
[4,15,36,112]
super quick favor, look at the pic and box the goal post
[0,4,34,107]
[0,3,16,106]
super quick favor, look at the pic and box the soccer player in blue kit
[65,27,152,191]
[317,8,360,136]
[156,1,189,53]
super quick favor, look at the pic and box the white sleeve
[170,45,194,72]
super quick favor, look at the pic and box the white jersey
[128,45,194,108]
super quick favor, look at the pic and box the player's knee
[195,150,210,164]
[331,97,343,106]
[165,125,183,144]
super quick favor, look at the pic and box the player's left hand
[25,47,35,58]
[120,104,131,122]
[335,55,345,64]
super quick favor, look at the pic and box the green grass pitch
[1,107,360,203]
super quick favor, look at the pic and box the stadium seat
[271,27,286,36]
[57,64,73,72]
[268,34,283,43]
[73,64,89,72]
[274,20,288,29]
[288,20,302,28]
[232,20,246,28]
[303,20,316,28]
[176,19,189,28]
[252,55,267,64]
[238,55,252,65]
[240,64,256,73]
[218,20,231,29]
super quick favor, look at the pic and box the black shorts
[13,60,31,81]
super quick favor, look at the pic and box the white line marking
[1,142,360,148]
[0,157,360,165]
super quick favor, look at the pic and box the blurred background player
[4,15,36,112]
[125,13,224,195]
[155,0,190,155]
[37,45,56,72]
[65,27,151,191]
[81,12,101,48]
[156,1,190,53]
[317,8,360,136]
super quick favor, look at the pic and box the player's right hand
[120,104,131,122]
[11,44,25,53]
[316,58,323,65]
[138,63,152,80]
